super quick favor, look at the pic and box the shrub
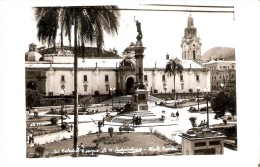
[34,145,45,157]
[50,117,58,125]
[223,119,227,125]
[108,127,114,138]
[200,107,207,111]
[189,116,197,127]
[61,122,68,130]
[160,115,165,121]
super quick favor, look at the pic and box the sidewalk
[29,103,236,156]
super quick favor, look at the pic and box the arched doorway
[26,81,37,90]
[126,77,134,95]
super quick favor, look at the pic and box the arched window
[84,84,88,92]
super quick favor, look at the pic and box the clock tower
[181,14,202,61]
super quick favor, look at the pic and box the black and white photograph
[0,0,260,167]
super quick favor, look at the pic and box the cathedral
[25,15,210,99]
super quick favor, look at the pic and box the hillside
[201,47,235,62]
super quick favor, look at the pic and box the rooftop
[180,127,226,140]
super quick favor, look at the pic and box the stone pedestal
[131,88,149,111]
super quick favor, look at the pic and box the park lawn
[26,115,60,123]
[27,132,180,157]
[27,125,63,136]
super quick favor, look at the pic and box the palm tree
[34,6,120,156]
[35,7,59,50]
[164,57,184,101]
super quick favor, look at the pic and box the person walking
[102,117,105,126]
[132,115,136,126]
[176,111,179,120]
[29,132,33,144]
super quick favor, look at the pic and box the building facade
[25,15,211,99]
[203,58,236,91]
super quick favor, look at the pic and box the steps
[101,95,163,105]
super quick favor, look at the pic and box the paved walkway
[28,103,236,154]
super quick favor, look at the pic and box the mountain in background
[201,47,235,62]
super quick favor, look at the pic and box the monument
[131,19,149,111]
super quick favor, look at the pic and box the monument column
[131,19,149,111]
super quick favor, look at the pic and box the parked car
[119,122,135,133]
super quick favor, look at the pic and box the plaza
[26,98,237,157]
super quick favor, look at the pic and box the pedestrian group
[132,115,142,126]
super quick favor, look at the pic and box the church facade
[25,15,211,99]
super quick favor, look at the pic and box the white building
[25,15,211,98]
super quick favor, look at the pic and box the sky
[6,1,236,61]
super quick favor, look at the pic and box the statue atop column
[135,17,143,41]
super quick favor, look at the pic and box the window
[194,142,206,147]
[162,75,166,81]
[196,74,199,81]
[180,75,183,81]
[209,140,220,145]
[61,75,65,82]
[61,85,65,90]
[144,75,148,81]
[139,67,142,79]
[181,83,184,90]
[83,75,87,82]
[84,84,88,92]
[105,75,109,82]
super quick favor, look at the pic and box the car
[119,122,135,133]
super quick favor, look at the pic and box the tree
[164,57,184,100]
[34,8,59,50]
[79,96,95,107]
[26,89,44,108]
[226,87,237,117]
[34,6,120,155]
[211,87,236,117]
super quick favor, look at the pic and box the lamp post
[196,86,200,112]
[110,87,115,110]
[60,89,65,124]
[204,87,210,128]
[220,82,224,91]
[164,86,167,100]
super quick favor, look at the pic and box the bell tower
[181,14,202,61]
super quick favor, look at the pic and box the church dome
[120,56,136,67]
[25,43,42,61]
